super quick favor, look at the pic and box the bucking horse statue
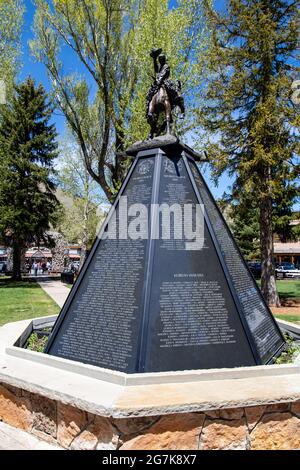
[146,48,185,139]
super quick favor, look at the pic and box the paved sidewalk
[0,421,62,450]
[38,279,70,308]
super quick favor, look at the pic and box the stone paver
[38,279,70,308]
[0,421,62,450]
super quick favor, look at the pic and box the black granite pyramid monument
[45,139,285,373]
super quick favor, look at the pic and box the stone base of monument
[1,316,300,450]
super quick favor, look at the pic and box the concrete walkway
[38,279,70,308]
[0,421,62,450]
[0,280,69,449]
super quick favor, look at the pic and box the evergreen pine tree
[230,198,261,260]
[0,78,59,280]
[200,0,299,306]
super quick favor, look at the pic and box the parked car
[275,264,300,279]
[0,261,7,273]
[276,262,295,269]
[247,262,261,279]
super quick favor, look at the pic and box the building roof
[274,242,300,254]
[25,250,52,259]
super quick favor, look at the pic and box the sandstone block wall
[1,382,300,450]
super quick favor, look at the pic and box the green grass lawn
[257,279,300,299]
[274,314,300,323]
[257,280,300,323]
[0,279,60,326]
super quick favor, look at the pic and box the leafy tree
[57,196,100,248]
[55,138,105,266]
[199,0,299,306]
[0,78,59,280]
[272,184,299,242]
[218,194,260,260]
[229,199,261,260]
[0,0,24,99]
[30,0,206,200]
[291,213,300,241]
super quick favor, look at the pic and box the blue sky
[19,1,298,209]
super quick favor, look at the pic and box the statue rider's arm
[157,65,170,87]
[153,56,158,74]
[150,48,162,76]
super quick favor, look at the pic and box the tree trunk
[79,198,89,272]
[12,240,22,281]
[259,196,280,307]
[6,247,13,272]
[79,243,87,271]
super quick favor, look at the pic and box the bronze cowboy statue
[146,48,185,139]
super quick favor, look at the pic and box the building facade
[0,244,82,272]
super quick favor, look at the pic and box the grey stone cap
[125,135,207,161]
